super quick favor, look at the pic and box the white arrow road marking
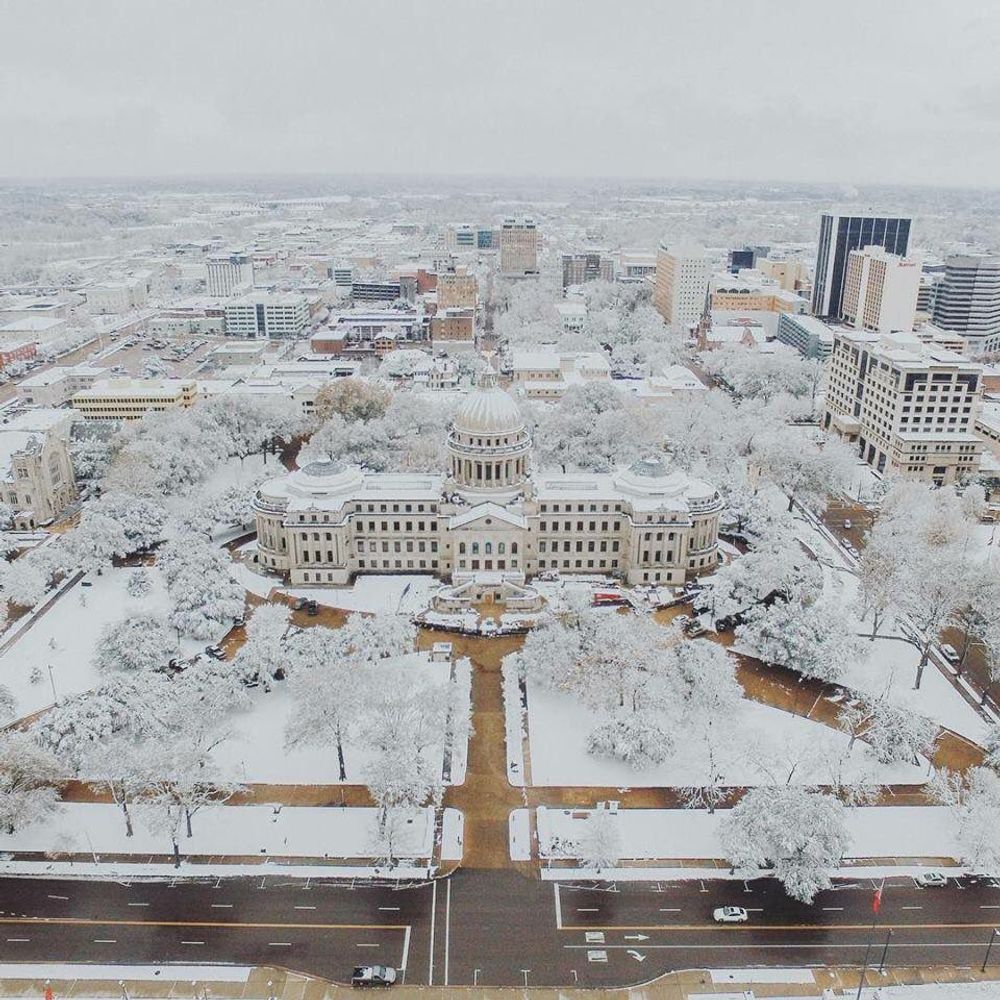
[627,950,646,962]
[624,933,649,941]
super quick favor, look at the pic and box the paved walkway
[3,963,1000,999]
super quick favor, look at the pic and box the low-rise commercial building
[224,293,310,339]
[775,313,834,360]
[72,378,198,421]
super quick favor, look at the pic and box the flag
[873,886,882,914]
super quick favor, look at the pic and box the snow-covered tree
[159,534,244,639]
[338,611,416,665]
[196,394,301,464]
[313,378,391,424]
[516,612,584,690]
[949,565,1000,674]
[0,732,63,834]
[720,787,850,903]
[93,614,173,674]
[90,492,167,553]
[865,703,937,767]
[0,685,16,723]
[69,427,119,481]
[0,558,47,608]
[576,808,623,872]
[736,597,864,683]
[896,547,965,689]
[755,429,855,512]
[126,567,152,598]
[935,767,1000,874]
[230,602,289,688]
[854,534,901,641]
[286,628,361,781]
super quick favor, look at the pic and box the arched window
[459,542,466,554]
[511,542,519,554]
[485,541,493,554]
[498,542,506,554]
[472,542,480,555]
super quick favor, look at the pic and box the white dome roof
[285,458,364,498]
[453,373,524,436]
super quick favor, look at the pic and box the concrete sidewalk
[1,964,1000,999]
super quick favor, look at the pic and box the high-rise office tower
[653,244,710,332]
[841,246,921,335]
[206,251,254,297]
[561,251,615,288]
[499,218,539,276]
[933,254,1000,354]
[811,214,911,318]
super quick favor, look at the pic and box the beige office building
[499,218,539,277]
[841,246,921,335]
[437,273,478,309]
[72,378,198,421]
[823,330,983,485]
[653,245,710,332]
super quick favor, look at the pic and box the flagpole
[856,882,885,1000]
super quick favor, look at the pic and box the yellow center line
[561,922,1000,932]
[0,917,406,931]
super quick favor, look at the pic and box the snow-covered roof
[452,373,524,436]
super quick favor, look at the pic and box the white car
[713,906,749,923]
[916,871,948,887]
[843,518,853,529]
[940,644,960,665]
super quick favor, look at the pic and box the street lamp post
[47,664,57,705]
[877,928,893,975]
[982,927,999,973]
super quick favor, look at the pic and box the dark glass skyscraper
[811,214,911,318]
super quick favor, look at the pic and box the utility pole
[856,883,884,1000]
[982,927,999,973]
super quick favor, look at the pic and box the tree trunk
[185,806,193,839]
[119,787,133,837]
[915,647,929,690]
[172,838,181,869]
[957,630,974,676]
[336,738,347,783]
[787,494,795,513]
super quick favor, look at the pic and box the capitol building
[252,373,722,589]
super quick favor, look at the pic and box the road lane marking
[93,939,117,944]
[559,921,1000,932]
[554,883,564,929]
[378,906,400,912]
[981,905,1000,909]
[294,906,316,911]
[658,908,682,913]
[268,942,292,947]
[577,908,600,912]
[126,903,149,908]
[822,907,845,912]
[357,943,380,948]
[563,942,997,950]
[0,917,409,932]
[182,941,205,946]
[428,879,437,986]
[47,895,69,901]
[211,904,233,909]
[5,939,28,943]
[902,906,923,910]
[444,877,451,987]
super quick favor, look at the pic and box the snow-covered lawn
[524,677,926,789]
[534,804,960,863]
[209,651,468,785]
[284,574,440,615]
[0,802,437,860]
[0,567,202,722]
[842,634,989,745]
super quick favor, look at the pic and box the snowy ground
[203,652,468,786]
[0,566,226,723]
[0,802,437,861]
[532,804,961,864]
[284,574,440,615]
[524,676,927,789]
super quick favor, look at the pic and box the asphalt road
[2,871,1000,987]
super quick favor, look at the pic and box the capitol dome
[452,371,525,436]
[284,457,364,498]
[447,371,532,493]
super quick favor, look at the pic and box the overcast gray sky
[2,0,999,186]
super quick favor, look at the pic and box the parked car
[293,597,309,611]
[231,615,246,628]
[684,620,708,638]
[916,871,948,887]
[351,966,396,988]
[205,645,226,660]
[306,600,319,616]
[940,644,960,665]
[713,906,749,923]
[843,518,853,529]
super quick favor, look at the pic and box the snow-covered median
[0,802,460,879]
[527,804,961,875]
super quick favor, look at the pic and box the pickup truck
[351,966,397,987]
